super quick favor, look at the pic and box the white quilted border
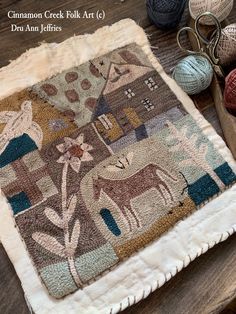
[0,19,236,314]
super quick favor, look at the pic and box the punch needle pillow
[0,19,235,314]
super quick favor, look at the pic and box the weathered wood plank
[0,244,29,314]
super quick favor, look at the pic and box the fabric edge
[110,227,236,314]
[0,17,235,314]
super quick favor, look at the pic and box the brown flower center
[68,145,84,158]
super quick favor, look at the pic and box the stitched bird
[0,100,43,155]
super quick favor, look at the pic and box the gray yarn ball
[173,55,214,95]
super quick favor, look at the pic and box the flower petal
[57,155,68,163]
[80,143,93,152]
[70,160,81,173]
[64,137,75,148]
[70,156,80,163]
[80,151,93,162]
[57,152,71,163]
[76,134,84,145]
[56,143,66,153]
[65,151,71,159]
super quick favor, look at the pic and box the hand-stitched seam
[108,227,236,314]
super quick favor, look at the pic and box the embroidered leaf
[166,134,175,142]
[190,133,198,147]
[69,220,81,255]
[67,194,77,220]
[169,142,181,152]
[106,165,120,172]
[179,159,193,167]
[126,152,134,165]
[180,125,188,137]
[32,232,65,258]
[198,143,208,156]
[44,207,63,229]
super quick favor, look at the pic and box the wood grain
[0,1,235,314]
[0,244,29,314]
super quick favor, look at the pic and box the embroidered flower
[56,134,93,173]
[48,119,68,131]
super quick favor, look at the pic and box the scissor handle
[195,12,222,65]
[177,27,203,55]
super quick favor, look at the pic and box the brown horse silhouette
[93,164,178,231]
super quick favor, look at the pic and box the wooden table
[0,1,236,313]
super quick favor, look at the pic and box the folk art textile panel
[0,20,235,312]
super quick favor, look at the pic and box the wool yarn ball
[224,68,236,115]
[189,0,234,25]
[173,55,214,95]
[216,24,236,65]
[146,0,187,30]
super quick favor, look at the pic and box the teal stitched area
[100,208,121,236]
[215,162,236,185]
[8,191,31,215]
[0,134,37,168]
[75,243,118,283]
[40,262,77,299]
[188,174,220,206]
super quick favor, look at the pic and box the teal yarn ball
[173,55,214,95]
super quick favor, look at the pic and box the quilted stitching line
[108,227,236,314]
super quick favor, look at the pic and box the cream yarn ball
[217,24,236,65]
[189,0,234,25]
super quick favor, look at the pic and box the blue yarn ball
[173,55,214,95]
[146,0,187,30]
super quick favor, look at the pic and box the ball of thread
[216,24,236,65]
[189,0,234,25]
[146,0,187,30]
[173,55,214,95]
[224,68,236,116]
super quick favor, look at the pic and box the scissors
[177,12,224,78]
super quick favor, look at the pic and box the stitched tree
[166,121,225,190]
[32,134,93,287]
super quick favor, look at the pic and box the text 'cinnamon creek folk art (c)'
[0,43,235,298]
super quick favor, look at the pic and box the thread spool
[216,23,236,66]
[146,0,187,30]
[189,0,234,25]
[173,55,214,95]
[224,68,236,116]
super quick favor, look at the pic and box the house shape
[93,62,170,144]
